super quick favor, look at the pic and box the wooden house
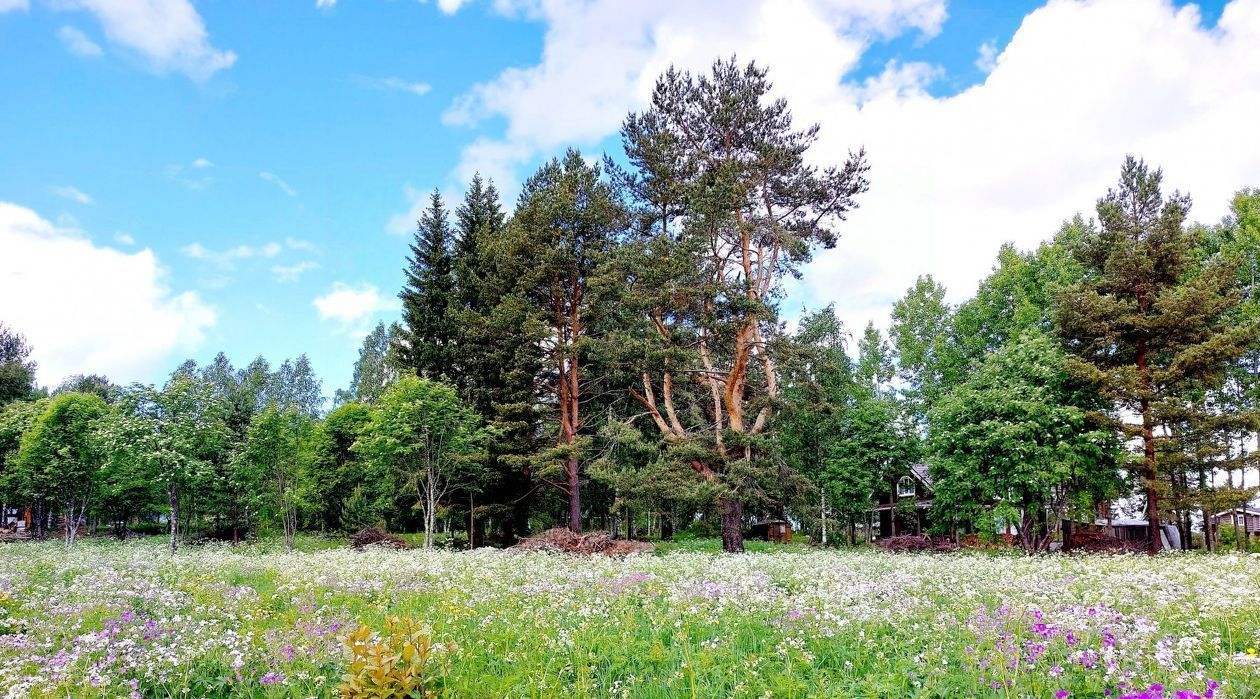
[1207,507,1260,535]
[871,464,934,538]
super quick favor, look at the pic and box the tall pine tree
[1057,157,1258,552]
[617,59,869,552]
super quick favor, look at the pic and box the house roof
[910,463,934,491]
[1211,508,1260,517]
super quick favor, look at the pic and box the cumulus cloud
[436,0,1260,337]
[49,0,236,81]
[272,260,320,283]
[51,185,94,205]
[352,75,433,96]
[259,171,297,197]
[440,0,946,183]
[113,232,136,246]
[313,282,398,336]
[191,157,213,169]
[182,241,283,268]
[0,0,28,12]
[0,202,216,386]
[57,26,103,57]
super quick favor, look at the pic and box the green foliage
[890,275,959,426]
[238,406,312,550]
[929,330,1122,552]
[1057,157,1259,551]
[338,322,402,407]
[397,191,458,379]
[0,323,36,406]
[97,375,230,550]
[13,392,107,543]
[355,376,484,548]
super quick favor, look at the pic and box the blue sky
[0,0,1253,404]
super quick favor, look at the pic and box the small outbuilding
[747,520,793,543]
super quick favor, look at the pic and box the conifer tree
[1057,157,1258,552]
[397,190,457,378]
[617,59,868,552]
[506,149,625,532]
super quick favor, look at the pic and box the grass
[0,536,1256,698]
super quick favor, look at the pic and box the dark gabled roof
[910,463,934,491]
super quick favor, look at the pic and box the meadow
[0,539,1257,698]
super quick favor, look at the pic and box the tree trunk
[820,489,827,546]
[719,497,744,553]
[167,481,179,554]
[1137,335,1160,554]
[467,492,476,550]
[567,456,581,533]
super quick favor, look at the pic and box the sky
[1,0,1259,403]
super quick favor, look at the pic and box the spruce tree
[1057,157,1258,552]
[397,190,457,378]
[453,173,506,309]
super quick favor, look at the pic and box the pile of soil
[875,535,958,552]
[350,527,410,550]
[1063,527,1142,554]
[512,527,655,556]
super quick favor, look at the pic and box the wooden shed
[747,520,793,543]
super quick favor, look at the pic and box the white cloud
[182,241,283,268]
[975,39,998,73]
[57,26,103,57]
[316,0,466,13]
[51,0,236,81]
[436,0,1260,339]
[0,202,216,386]
[259,171,297,197]
[285,236,317,252]
[435,0,469,14]
[166,159,213,189]
[313,282,398,336]
[440,0,946,186]
[352,75,433,96]
[386,184,427,236]
[0,0,28,12]
[113,232,136,246]
[272,260,320,283]
[51,184,94,205]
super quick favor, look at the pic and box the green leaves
[929,330,1121,551]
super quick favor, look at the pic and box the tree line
[1,58,1258,554]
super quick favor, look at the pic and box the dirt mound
[512,528,654,556]
[350,527,410,550]
[875,535,958,552]
[1063,527,1142,554]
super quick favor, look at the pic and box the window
[897,476,916,498]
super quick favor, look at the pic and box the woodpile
[875,535,958,552]
[511,527,655,556]
[350,527,410,550]
[1063,527,1143,554]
